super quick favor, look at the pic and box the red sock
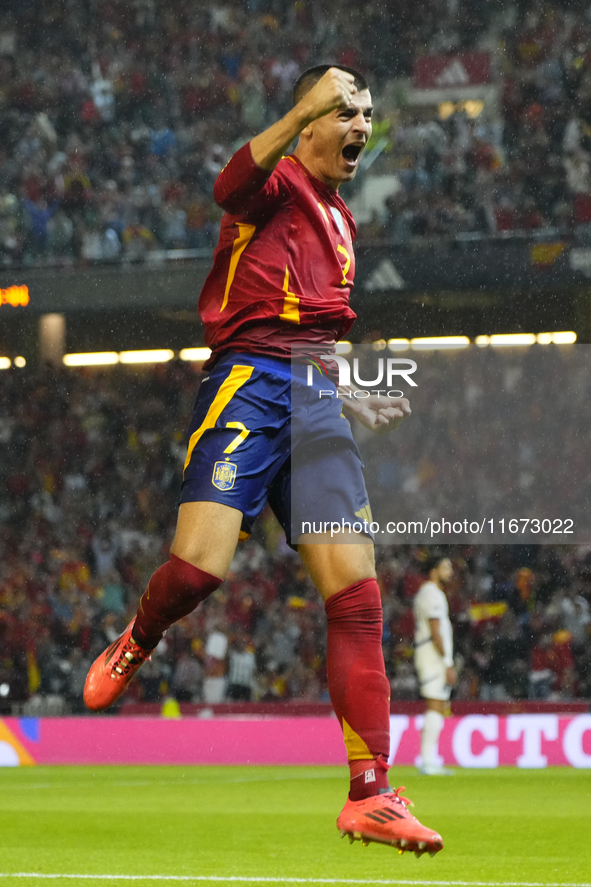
[325,578,391,800]
[132,554,221,650]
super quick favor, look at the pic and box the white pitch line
[0,876,590,886]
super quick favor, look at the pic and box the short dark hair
[293,64,369,106]
[420,549,450,576]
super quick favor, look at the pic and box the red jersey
[199,142,357,364]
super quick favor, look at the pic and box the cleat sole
[342,831,442,855]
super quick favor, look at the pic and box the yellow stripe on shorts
[183,365,254,473]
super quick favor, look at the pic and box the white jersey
[413,580,453,668]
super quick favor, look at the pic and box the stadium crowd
[0,360,589,713]
[5,0,587,265]
[385,0,591,240]
[359,342,591,539]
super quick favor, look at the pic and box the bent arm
[250,67,357,170]
[213,143,276,213]
[214,68,357,213]
[249,103,316,172]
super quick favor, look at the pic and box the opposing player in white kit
[413,552,457,775]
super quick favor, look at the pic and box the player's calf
[133,555,221,649]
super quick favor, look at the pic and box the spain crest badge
[212,460,237,491]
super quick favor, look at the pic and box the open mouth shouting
[342,142,365,170]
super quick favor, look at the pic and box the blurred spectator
[529,633,560,699]
[478,613,529,700]
[171,647,203,702]
[226,631,256,701]
[0,0,563,268]
[390,661,419,700]
[203,624,228,703]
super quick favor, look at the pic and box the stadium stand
[0,362,589,712]
[382,0,591,241]
[0,0,533,266]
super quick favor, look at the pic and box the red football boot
[337,786,444,856]
[84,619,152,712]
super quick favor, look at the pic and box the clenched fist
[299,67,358,123]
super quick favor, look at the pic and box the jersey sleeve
[213,142,291,216]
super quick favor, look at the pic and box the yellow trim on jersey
[337,243,351,285]
[220,223,256,313]
[183,365,254,472]
[280,266,301,324]
[318,201,329,225]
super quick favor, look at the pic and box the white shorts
[414,648,451,701]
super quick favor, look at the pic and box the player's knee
[325,577,383,629]
[304,544,376,600]
[339,542,377,586]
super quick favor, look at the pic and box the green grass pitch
[0,765,589,886]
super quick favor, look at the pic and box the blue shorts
[180,352,372,545]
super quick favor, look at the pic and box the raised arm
[250,67,358,170]
[214,68,358,213]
